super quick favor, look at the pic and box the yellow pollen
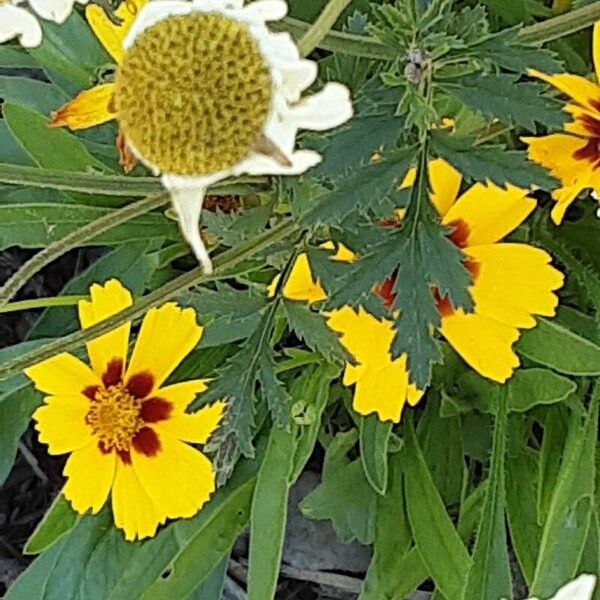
[114,12,272,175]
[86,384,142,451]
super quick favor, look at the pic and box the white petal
[550,575,597,600]
[165,184,213,274]
[29,0,74,22]
[233,149,322,176]
[280,59,318,102]
[289,82,354,131]
[124,0,193,48]
[241,0,287,22]
[0,5,42,47]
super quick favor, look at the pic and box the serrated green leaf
[258,350,291,428]
[25,495,79,555]
[359,415,392,495]
[283,300,346,362]
[506,444,542,586]
[531,393,598,596]
[430,130,556,189]
[462,391,511,600]
[403,418,471,599]
[301,147,417,224]
[518,318,600,375]
[442,74,565,130]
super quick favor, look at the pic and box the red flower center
[573,115,600,169]
[82,359,171,463]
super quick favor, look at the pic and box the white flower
[113,0,354,273]
[0,0,87,47]
[524,575,597,600]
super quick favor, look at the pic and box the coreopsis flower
[523,23,600,223]
[0,0,86,47]
[271,243,423,423]
[520,574,597,600]
[49,0,354,274]
[394,159,564,383]
[25,279,224,541]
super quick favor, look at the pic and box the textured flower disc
[114,12,272,175]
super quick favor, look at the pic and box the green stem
[297,0,354,57]
[0,295,85,313]
[0,162,268,197]
[0,193,170,308]
[518,2,600,45]
[0,218,297,381]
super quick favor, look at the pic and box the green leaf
[283,300,346,362]
[531,393,599,596]
[462,391,512,600]
[442,74,565,131]
[0,46,40,67]
[403,418,471,599]
[518,319,600,376]
[247,422,297,600]
[0,385,41,485]
[0,77,67,115]
[0,203,178,250]
[506,444,542,586]
[359,415,392,495]
[301,431,377,545]
[3,103,109,174]
[27,11,108,87]
[301,147,417,224]
[430,130,556,189]
[25,495,79,555]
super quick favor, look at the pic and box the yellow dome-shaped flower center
[114,12,273,175]
[86,384,142,451]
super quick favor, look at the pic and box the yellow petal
[50,84,116,131]
[154,401,225,444]
[274,253,327,304]
[428,158,463,217]
[86,0,146,64]
[466,243,563,329]
[529,69,600,115]
[25,353,100,396]
[327,307,422,423]
[125,304,202,393]
[132,432,215,519]
[78,279,132,382]
[523,133,591,186]
[112,462,164,541]
[63,443,116,514]
[157,379,209,411]
[442,182,536,245]
[551,183,588,224]
[439,310,520,383]
[33,395,93,455]
[594,23,600,85]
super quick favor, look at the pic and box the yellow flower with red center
[523,23,600,223]
[49,0,146,172]
[275,160,563,422]
[25,279,224,541]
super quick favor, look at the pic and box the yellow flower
[523,23,600,223]
[25,279,224,541]
[275,160,563,421]
[399,159,564,382]
[49,0,146,172]
[274,243,423,423]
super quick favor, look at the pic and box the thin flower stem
[297,0,354,57]
[0,218,298,381]
[280,0,600,61]
[0,193,170,309]
[0,295,85,313]
[0,162,268,197]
